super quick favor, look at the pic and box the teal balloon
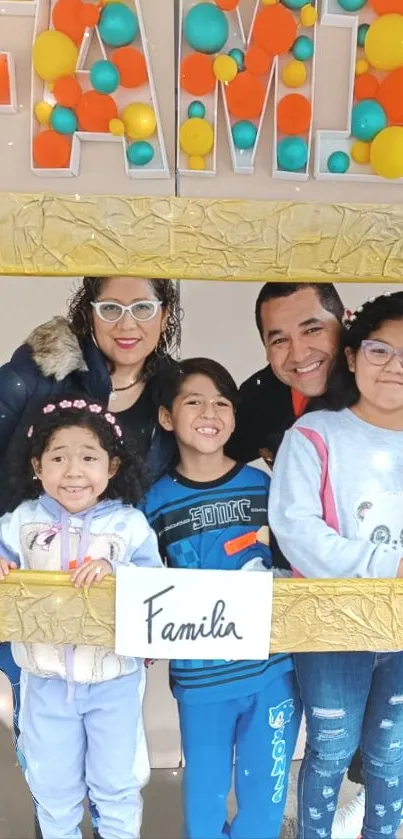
[337,0,366,10]
[99,3,138,47]
[277,136,308,171]
[232,120,257,150]
[127,141,154,166]
[292,36,314,61]
[184,3,229,54]
[327,151,350,174]
[188,101,206,119]
[90,60,120,94]
[357,23,369,47]
[351,99,386,142]
[281,0,309,8]
[50,105,77,135]
[229,48,245,71]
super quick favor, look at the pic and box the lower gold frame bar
[1,572,402,653]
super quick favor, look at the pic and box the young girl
[144,358,301,839]
[269,291,403,839]
[0,397,162,839]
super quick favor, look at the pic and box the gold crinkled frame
[1,572,403,652]
[1,193,403,280]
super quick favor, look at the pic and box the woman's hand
[70,558,112,589]
[0,558,18,581]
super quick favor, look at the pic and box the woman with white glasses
[0,275,181,839]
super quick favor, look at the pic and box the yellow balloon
[34,100,53,125]
[370,126,403,178]
[365,14,403,71]
[180,118,214,157]
[109,118,125,136]
[261,0,278,4]
[122,103,156,140]
[33,30,78,83]
[282,60,306,88]
[351,140,370,164]
[189,155,206,171]
[213,55,238,83]
[300,4,317,25]
[355,59,369,76]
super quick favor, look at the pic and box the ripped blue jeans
[295,652,403,839]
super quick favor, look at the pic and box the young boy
[144,358,301,839]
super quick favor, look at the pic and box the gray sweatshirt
[269,408,403,579]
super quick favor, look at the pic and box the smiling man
[228,282,344,466]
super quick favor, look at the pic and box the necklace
[110,380,137,401]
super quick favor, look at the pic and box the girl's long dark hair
[5,398,150,513]
[67,277,181,382]
[308,291,403,414]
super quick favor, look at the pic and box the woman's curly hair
[67,277,181,381]
[5,397,150,512]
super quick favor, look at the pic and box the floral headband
[343,292,392,330]
[27,399,123,442]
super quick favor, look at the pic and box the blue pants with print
[178,669,302,839]
[21,670,149,839]
[295,651,403,839]
[0,642,21,749]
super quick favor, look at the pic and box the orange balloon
[0,55,10,105]
[54,75,82,107]
[253,4,297,56]
[277,93,311,134]
[226,71,265,119]
[216,0,239,8]
[52,0,85,45]
[245,43,272,75]
[354,73,379,101]
[181,53,216,96]
[79,2,101,26]
[111,47,148,88]
[378,68,403,122]
[76,90,118,132]
[370,0,403,13]
[33,130,71,168]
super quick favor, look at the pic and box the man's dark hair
[255,283,344,338]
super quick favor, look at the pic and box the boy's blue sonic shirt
[144,463,294,705]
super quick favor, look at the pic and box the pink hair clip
[43,404,56,414]
[59,400,72,409]
[105,413,116,425]
[73,399,87,409]
[114,425,122,438]
[89,404,102,413]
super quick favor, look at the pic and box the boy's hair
[255,282,344,338]
[159,357,239,412]
[5,396,149,511]
[310,291,403,413]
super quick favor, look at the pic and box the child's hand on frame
[71,559,112,589]
[0,558,18,580]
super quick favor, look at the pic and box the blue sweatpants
[178,669,302,839]
[21,669,150,839]
[0,642,21,749]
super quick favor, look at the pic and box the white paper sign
[115,567,273,661]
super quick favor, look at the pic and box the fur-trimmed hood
[26,317,88,382]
